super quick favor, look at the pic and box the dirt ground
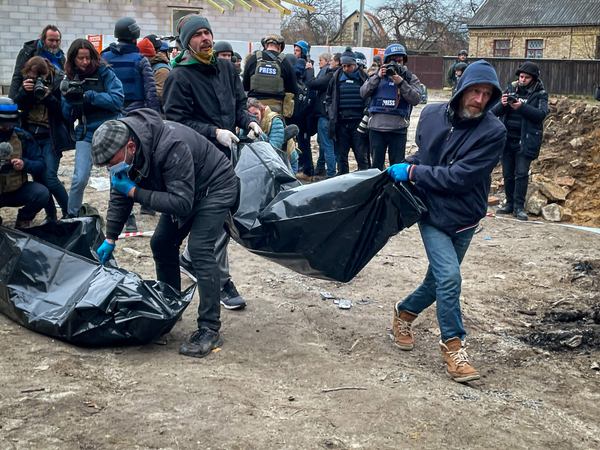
[1,93,599,449]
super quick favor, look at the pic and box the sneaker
[220,280,247,310]
[392,306,417,350]
[140,205,156,216]
[125,213,138,232]
[514,208,528,221]
[179,328,223,358]
[440,337,480,383]
[496,204,514,215]
[179,254,197,282]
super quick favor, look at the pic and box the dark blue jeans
[502,139,532,210]
[151,179,239,331]
[397,222,475,342]
[370,129,408,170]
[315,116,336,177]
[0,181,49,221]
[37,137,69,218]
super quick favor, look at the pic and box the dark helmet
[516,61,540,79]
[354,51,367,68]
[261,34,285,50]
[454,62,468,72]
[0,97,19,121]
[144,34,162,51]
[114,17,140,41]
[213,41,233,55]
[384,44,407,63]
[458,49,468,56]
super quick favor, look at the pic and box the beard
[459,107,483,120]
[44,46,60,55]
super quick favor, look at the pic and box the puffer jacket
[105,108,236,240]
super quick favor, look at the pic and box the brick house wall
[469,26,600,60]
[0,0,282,89]
[331,11,385,48]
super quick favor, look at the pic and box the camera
[60,78,95,105]
[33,77,49,100]
[506,95,519,104]
[357,113,369,134]
[383,61,401,76]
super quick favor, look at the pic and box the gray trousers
[183,227,230,289]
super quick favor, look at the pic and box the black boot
[496,204,514,215]
[140,205,156,216]
[125,213,138,232]
[514,208,528,221]
[179,328,223,358]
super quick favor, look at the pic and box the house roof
[468,0,600,28]
[332,10,387,43]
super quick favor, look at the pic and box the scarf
[188,47,215,65]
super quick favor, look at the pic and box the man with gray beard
[386,60,506,383]
[9,25,65,100]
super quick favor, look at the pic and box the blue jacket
[6,128,46,177]
[102,42,161,113]
[62,64,124,142]
[409,60,506,235]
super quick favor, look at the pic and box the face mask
[108,146,132,175]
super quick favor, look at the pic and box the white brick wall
[0,0,282,89]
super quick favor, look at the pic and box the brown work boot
[392,307,417,350]
[440,337,480,383]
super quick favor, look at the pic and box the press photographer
[0,98,49,229]
[61,38,124,218]
[13,56,73,222]
[360,44,422,171]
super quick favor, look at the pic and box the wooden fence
[443,57,600,96]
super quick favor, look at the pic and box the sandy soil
[1,93,599,449]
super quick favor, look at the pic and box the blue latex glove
[111,167,136,197]
[388,163,412,182]
[97,239,115,265]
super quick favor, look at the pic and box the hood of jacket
[150,52,170,66]
[448,60,502,118]
[119,108,165,178]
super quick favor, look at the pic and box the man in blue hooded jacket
[387,60,506,383]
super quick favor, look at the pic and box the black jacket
[13,68,74,153]
[163,55,254,146]
[326,68,368,138]
[9,39,65,100]
[242,50,299,99]
[105,109,236,240]
[491,79,548,160]
[306,65,333,117]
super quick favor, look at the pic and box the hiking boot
[496,204,513,215]
[220,280,246,310]
[314,167,326,177]
[514,208,528,221]
[140,205,156,216]
[124,213,138,232]
[440,337,480,383]
[179,328,223,358]
[15,219,33,230]
[179,254,197,282]
[392,307,417,350]
[296,172,313,182]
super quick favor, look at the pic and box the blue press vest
[368,78,411,117]
[338,73,363,117]
[102,50,144,103]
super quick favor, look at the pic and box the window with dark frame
[493,39,510,57]
[526,39,544,58]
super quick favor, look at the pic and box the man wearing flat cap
[163,14,258,310]
[92,108,239,359]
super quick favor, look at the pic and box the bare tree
[281,0,343,45]
[376,0,480,55]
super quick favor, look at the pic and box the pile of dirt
[492,97,600,226]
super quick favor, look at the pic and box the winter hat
[340,47,356,65]
[516,61,540,79]
[178,15,212,50]
[137,38,156,58]
[92,120,131,166]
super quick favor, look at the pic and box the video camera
[383,61,402,76]
[0,142,14,174]
[506,94,519,104]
